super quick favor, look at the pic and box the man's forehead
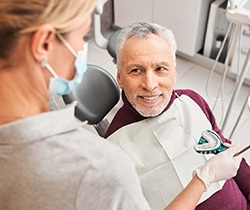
[126,61,171,68]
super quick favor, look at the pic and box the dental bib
[108,95,225,210]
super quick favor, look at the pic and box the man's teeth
[143,96,159,100]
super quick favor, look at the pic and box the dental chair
[62,64,120,137]
[61,0,121,137]
[94,0,121,63]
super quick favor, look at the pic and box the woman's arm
[164,175,205,210]
[164,144,242,210]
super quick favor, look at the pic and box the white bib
[108,95,225,210]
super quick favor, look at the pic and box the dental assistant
[0,0,150,209]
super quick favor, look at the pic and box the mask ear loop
[55,32,77,57]
[41,58,59,78]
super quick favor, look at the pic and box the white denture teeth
[194,130,229,155]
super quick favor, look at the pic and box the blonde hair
[0,0,96,58]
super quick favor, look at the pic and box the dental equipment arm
[228,0,236,9]
[95,0,108,14]
[94,0,109,48]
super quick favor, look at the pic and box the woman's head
[0,0,96,59]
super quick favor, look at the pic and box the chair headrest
[63,64,120,125]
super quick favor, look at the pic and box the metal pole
[222,47,250,131]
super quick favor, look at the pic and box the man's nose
[141,71,158,92]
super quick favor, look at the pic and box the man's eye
[131,69,140,73]
[156,66,167,71]
[129,69,141,76]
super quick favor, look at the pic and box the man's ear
[116,71,123,89]
[31,24,56,63]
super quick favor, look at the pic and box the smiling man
[105,22,250,210]
[116,32,176,117]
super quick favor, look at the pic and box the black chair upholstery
[62,64,120,133]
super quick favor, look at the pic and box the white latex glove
[194,144,242,189]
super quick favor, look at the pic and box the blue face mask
[42,32,88,96]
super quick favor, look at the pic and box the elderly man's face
[117,34,176,117]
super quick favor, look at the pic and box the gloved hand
[194,144,242,189]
